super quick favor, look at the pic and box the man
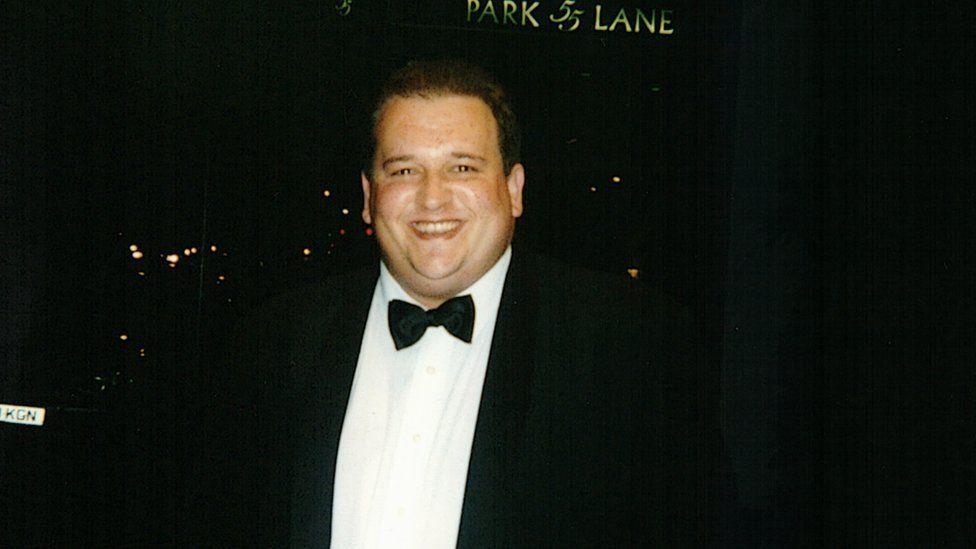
[191,59,703,547]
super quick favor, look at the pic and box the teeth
[413,221,461,234]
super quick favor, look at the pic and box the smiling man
[195,59,704,548]
[361,91,524,309]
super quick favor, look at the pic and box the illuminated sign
[465,1,675,34]
[0,404,46,426]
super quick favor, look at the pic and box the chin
[409,248,464,276]
[413,261,463,283]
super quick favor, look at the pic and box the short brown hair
[364,59,521,177]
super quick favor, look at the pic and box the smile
[411,220,463,236]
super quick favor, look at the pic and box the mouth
[410,220,463,239]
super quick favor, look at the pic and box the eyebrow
[380,152,488,170]
[381,155,415,170]
[450,152,487,163]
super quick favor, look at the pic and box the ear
[360,171,373,225]
[506,163,525,218]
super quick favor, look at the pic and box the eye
[454,165,475,173]
[392,167,413,176]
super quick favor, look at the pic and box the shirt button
[396,506,406,517]
[412,433,421,443]
[426,365,436,375]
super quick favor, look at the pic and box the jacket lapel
[286,265,378,548]
[457,249,540,547]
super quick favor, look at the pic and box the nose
[417,172,452,211]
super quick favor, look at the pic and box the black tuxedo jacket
[186,248,707,547]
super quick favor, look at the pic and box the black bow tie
[388,295,475,350]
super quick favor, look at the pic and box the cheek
[373,186,413,222]
[460,182,506,213]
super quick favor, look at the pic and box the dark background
[2,1,973,546]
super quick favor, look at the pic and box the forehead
[374,94,500,154]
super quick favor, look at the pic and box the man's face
[362,94,525,308]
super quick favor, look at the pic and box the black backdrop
[3,1,974,546]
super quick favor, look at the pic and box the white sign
[0,404,46,426]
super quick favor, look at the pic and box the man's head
[361,59,525,308]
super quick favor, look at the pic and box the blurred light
[137,271,145,276]
[210,245,218,252]
[217,275,226,281]
[190,247,198,254]
[129,244,138,252]
[119,334,128,341]
[166,254,180,263]
[611,176,621,183]
[183,248,192,256]
[139,348,146,357]
[323,190,331,197]
[342,208,349,215]
[589,187,597,192]
[339,229,346,235]
[365,227,374,236]
[627,268,639,279]
[303,248,312,256]
[132,251,144,259]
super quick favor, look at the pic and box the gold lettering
[594,4,608,31]
[660,9,674,34]
[479,0,498,23]
[521,1,539,27]
[503,0,517,25]
[467,0,480,22]
[609,8,632,32]
[635,8,655,33]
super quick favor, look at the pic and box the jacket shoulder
[242,263,378,332]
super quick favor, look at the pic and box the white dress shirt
[331,247,512,548]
